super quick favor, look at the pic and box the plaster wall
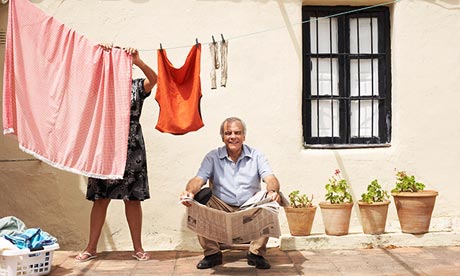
[0,0,459,251]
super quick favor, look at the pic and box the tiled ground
[49,246,460,275]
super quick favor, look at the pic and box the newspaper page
[182,191,281,244]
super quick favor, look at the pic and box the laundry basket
[0,243,59,276]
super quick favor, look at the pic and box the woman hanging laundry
[76,44,157,262]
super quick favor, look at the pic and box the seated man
[180,117,281,270]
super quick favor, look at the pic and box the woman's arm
[99,44,158,93]
[125,47,158,93]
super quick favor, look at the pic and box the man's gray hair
[220,117,247,136]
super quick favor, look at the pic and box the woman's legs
[76,199,111,261]
[124,200,149,259]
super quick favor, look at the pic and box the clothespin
[159,43,163,51]
[221,34,225,43]
[195,38,199,47]
[212,35,216,45]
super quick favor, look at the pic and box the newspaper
[181,191,282,244]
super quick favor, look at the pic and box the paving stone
[48,246,460,276]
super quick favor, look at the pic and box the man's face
[222,121,245,153]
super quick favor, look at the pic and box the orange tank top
[155,44,204,135]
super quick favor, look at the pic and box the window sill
[303,143,391,150]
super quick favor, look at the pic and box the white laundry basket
[0,243,59,276]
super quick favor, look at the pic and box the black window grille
[302,6,392,148]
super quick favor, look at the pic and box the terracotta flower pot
[284,206,317,236]
[319,202,353,236]
[391,190,438,234]
[358,200,390,235]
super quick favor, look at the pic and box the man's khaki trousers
[197,195,268,257]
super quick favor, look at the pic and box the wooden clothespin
[159,43,163,51]
[195,38,199,47]
[221,34,225,43]
[212,35,217,45]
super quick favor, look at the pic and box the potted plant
[284,190,316,236]
[319,169,354,236]
[358,179,390,234]
[391,170,438,234]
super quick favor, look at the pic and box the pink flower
[335,169,341,175]
[397,171,407,178]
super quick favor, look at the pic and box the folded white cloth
[0,237,18,251]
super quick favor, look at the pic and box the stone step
[279,231,460,250]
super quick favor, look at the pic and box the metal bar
[0,31,6,46]
[315,14,320,142]
[329,17,334,143]
[356,17,361,138]
[0,159,38,162]
[370,17,375,138]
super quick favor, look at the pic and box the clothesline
[139,0,401,52]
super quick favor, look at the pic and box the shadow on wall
[0,160,90,250]
[422,0,460,10]
[0,158,120,251]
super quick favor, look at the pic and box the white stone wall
[1,0,459,251]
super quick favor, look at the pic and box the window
[302,6,391,148]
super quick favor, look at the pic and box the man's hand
[180,177,206,207]
[267,190,281,205]
[180,191,195,207]
[264,174,281,204]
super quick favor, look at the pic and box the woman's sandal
[75,251,97,262]
[132,251,150,261]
